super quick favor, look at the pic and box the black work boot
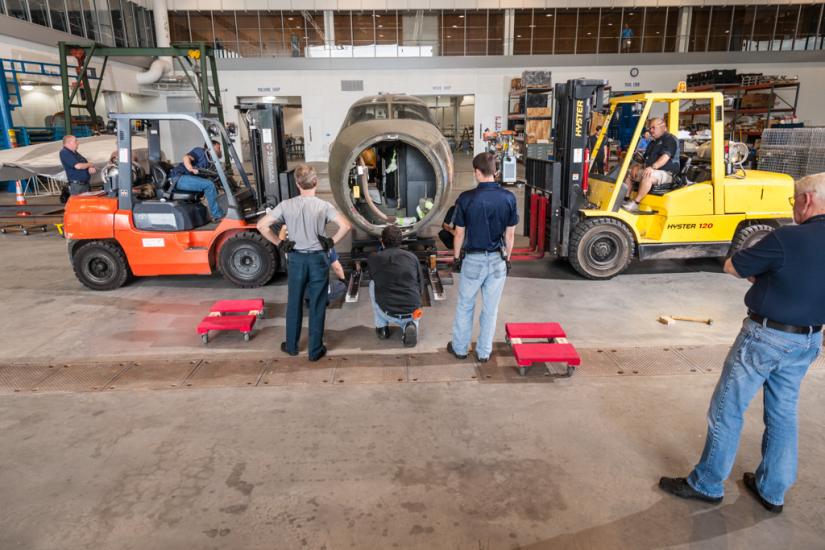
[402,323,417,347]
[375,326,390,340]
[447,341,467,360]
[658,477,722,504]
[280,342,298,356]
[743,472,783,513]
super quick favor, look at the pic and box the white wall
[218,60,825,162]
[283,106,304,138]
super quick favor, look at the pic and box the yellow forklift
[519,79,794,279]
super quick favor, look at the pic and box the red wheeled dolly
[505,322,581,377]
[197,298,264,344]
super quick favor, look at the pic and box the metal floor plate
[333,366,408,384]
[184,359,269,388]
[109,360,201,391]
[603,347,700,376]
[35,362,130,392]
[408,364,478,383]
[0,364,57,392]
[575,349,622,377]
[674,345,732,374]
[261,357,336,386]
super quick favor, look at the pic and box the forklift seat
[133,200,209,231]
[649,156,694,196]
[150,161,203,203]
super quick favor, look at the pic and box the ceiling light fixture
[459,15,464,18]
[21,84,34,91]
[287,17,294,20]
[516,34,522,38]
[546,14,553,17]
[51,85,62,91]
[262,95,277,102]
[452,24,458,28]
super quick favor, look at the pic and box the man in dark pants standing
[660,173,825,513]
[438,204,456,250]
[257,164,351,361]
[447,152,518,363]
[59,134,96,199]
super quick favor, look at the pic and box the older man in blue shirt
[447,152,518,363]
[59,134,97,197]
[660,172,825,514]
[169,140,225,221]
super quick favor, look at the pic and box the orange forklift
[64,112,293,290]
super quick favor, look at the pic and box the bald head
[793,173,825,224]
[63,134,78,151]
[648,118,667,139]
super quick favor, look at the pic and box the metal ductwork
[136,0,173,85]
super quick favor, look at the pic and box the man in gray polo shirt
[257,164,351,361]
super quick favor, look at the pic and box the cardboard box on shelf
[526,107,552,118]
[510,78,523,91]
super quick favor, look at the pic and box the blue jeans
[369,281,419,331]
[687,318,822,505]
[285,252,329,358]
[450,252,507,359]
[175,174,224,220]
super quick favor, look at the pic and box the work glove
[451,256,462,274]
[318,235,335,252]
[279,239,296,253]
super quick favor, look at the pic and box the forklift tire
[218,231,278,288]
[728,224,774,257]
[72,241,131,291]
[569,218,635,280]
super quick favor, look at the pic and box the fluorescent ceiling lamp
[262,95,277,102]
[51,85,63,91]
[21,84,34,91]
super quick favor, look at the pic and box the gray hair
[795,173,825,204]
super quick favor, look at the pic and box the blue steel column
[0,64,15,149]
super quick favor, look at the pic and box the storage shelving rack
[508,85,553,161]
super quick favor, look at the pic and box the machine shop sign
[257,87,281,92]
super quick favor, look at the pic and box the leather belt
[385,310,415,319]
[748,313,822,335]
[465,249,501,254]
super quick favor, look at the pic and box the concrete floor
[1,155,824,549]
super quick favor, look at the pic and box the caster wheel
[243,332,251,342]
[518,367,526,376]
[566,366,575,377]
[41,227,47,232]
[22,229,28,236]
[201,334,208,344]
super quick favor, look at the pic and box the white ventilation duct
[136,0,173,85]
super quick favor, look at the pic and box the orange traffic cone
[15,180,31,216]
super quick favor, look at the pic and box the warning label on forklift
[142,238,165,248]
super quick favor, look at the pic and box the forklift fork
[511,193,548,261]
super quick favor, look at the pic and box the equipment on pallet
[198,298,265,344]
[63,112,282,291]
[517,78,794,279]
[483,129,520,184]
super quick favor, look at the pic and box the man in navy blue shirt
[447,152,518,362]
[170,141,225,221]
[660,173,825,514]
[59,134,97,196]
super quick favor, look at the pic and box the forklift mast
[240,103,297,208]
[525,78,606,258]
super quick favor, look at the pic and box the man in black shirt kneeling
[368,225,423,347]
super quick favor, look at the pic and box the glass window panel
[796,4,823,50]
[513,9,532,54]
[189,12,212,43]
[641,8,667,52]
[334,12,352,47]
[775,5,800,50]
[531,9,553,54]
[664,7,678,52]
[729,6,756,51]
[599,9,621,54]
[399,11,439,56]
[134,6,149,46]
[260,11,286,56]
[169,12,190,42]
[621,8,643,53]
[6,0,29,21]
[752,6,777,50]
[212,11,238,54]
[555,9,577,54]
[283,11,307,57]
[29,0,49,26]
[375,11,398,47]
[147,9,157,46]
[236,12,260,57]
[121,0,137,46]
[487,10,504,55]
[66,0,84,36]
[352,11,374,49]
[50,0,69,32]
[442,11,465,56]
[305,11,325,47]
[577,8,599,54]
[110,0,128,47]
[466,10,487,55]
[689,7,710,51]
[82,0,98,40]
[94,0,116,45]
[706,6,733,51]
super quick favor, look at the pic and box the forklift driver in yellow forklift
[622,117,680,213]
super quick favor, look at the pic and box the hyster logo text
[667,223,697,230]
[575,100,584,137]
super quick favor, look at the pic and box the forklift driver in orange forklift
[622,117,680,213]
[169,140,225,221]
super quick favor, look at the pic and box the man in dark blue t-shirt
[59,134,97,196]
[622,117,680,212]
[447,152,518,363]
[660,173,825,513]
[170,141,225,220]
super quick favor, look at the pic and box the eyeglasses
[789,193,805,207]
